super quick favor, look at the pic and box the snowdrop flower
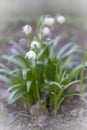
[42,27,51,37]
[22,25,32,35]
[31,41,40,49]
[56,15,65,24]
[25,50,36,60]
[43,17,55,26]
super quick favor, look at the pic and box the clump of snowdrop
[25,50,36,60]
[1,14,85,118]
[30,41,40,50]
[43,17,55,26]
[56,15,65,24]
[42,27,51,37]
[22,25,32,35]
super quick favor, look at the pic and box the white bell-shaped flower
[56,15,65,24]
[23,25,32,35]
[42,27,51,37]
[31,41,40,49]
[43,17,55,26]
[25,50,36,60]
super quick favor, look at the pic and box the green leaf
[62,62,87,84]
[6,55,30,68]
[0,63,7,68]
[0,68,23,82]
[45,80,63,89]
[26,81,32,92]
[0,75,11,84]
[9,41,26,55]
[11,69,21,74]
[52,36,60,48]
[49,37,60,59]
[10,48,20,55]
[9,89,26,103]
[57,42,73,57]
[36,61,44,65]
[65,93,83,97]
[22,69,27,80]
[2,55,24,67]
[60,44,79,59]
[37,46,47,59]
[17,55,30,68]
[0,69,12,75]
[69,63,87,81]
[61,71,67,82]
[7,83,24,92]
[65,80,81,89]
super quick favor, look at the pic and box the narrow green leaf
[0,69,12,75]
[65,93,82,97]
[58,42,72,57]
[2,55,24,67]
[69,64,86,81]
[60,44,79,59]
[0,63,7,68]
[62,62,87,84]
[37,47,47,59]
[52,36,60,48]
[45,81,63,89]
[9,41,26,55]
[17,55,30,68]
[0,75,11,84]
[26,81,32,92]
[7,83,24,92]
[65,80,81,89]
[10,48,20,55]
[0,68,23,82]
[22,69,27,80]
[9,90,26,104]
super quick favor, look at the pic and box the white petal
[23,25,32,35]
[25,50,36,60]
[31,41,40,49]
[42,27,51,37]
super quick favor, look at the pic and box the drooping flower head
[22,25,32,35]
[30,41,40,50]
[56,15,65,24]
[42,27,51,37]
[25,50,36,60]
[43,17,55,26]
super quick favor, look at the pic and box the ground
[0,19,87,130]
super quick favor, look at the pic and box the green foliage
[0,16,86,117]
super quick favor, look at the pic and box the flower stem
[27,35,30,48]
[35,59,41,106]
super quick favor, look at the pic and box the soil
[0,19,87,130]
